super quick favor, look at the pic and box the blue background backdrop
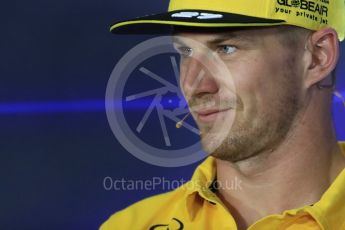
[1,0,344,229]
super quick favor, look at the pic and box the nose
[180,55,219,98]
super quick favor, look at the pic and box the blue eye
[177,47,193,57]
[218,45,237,54]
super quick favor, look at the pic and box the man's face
[173,27,306,162]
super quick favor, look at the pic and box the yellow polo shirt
[101,142,345,229]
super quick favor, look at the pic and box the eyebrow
[172,32,254,47]
[207,33,250,45]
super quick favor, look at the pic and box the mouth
[195,108,231,123]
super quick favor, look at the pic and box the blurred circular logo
[106,36,236,167]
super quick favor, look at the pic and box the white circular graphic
[106,36,236,167]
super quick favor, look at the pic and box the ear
[304,28,339,89]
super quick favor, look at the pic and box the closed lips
[195,108,232,122]
[194,108,231,116]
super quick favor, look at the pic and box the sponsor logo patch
[149,218,184,230]
[275,0,329,24]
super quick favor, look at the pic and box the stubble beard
[199,72,302,163]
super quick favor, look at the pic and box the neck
[215,91,345,229]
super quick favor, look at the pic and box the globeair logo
[277,0,328,16]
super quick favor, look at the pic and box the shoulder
[100,157,216,229]
[100,185,189,230]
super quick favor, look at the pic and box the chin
[201,131,267,162]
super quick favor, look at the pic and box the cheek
[179,63,189,96]
[227,56,289,115]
